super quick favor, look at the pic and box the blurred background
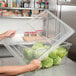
[57,0,76,62]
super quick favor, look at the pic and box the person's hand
[29,59,41,71]
[3,30,16,38]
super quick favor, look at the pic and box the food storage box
[1,10,74,64]
[3,41,72,64]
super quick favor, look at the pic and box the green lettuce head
[41,57,53,68]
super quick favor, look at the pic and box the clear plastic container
[55,42,72,65]
[2,41,72,65]
[2,10,75,63]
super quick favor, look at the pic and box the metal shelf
[0,7,45,10]
[0,16,34,19]
[0,16,42,19]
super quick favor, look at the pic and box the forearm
[0,64,38,76]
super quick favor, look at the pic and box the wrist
[25,64,34,72]
[28,63,39,71]
[23,64,37,72]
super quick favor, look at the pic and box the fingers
[35,59,41,68]
[4,30,16,38]
[9,33,15,38]
[9,30,16,38]
[30,59,41,69]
